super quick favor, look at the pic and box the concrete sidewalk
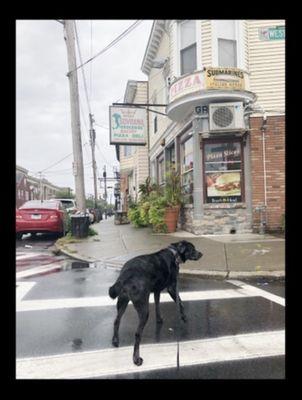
[55,217,285,280]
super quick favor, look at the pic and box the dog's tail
[109,280,122,299]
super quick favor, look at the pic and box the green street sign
[259,26,285,41]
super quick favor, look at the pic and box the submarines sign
[109,106,147,145]
[205,68,246,90]
[169,68,248,103]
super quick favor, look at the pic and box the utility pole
[103,165,107,219]
[38,172,43,201]
[63,20,86,213]
[89,113,98,208]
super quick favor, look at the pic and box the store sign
[204,141,242,204]
[259,26,285,41]
[169,72,205,103]
[109,106,147,145]
[205,68,246,91]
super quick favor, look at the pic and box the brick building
[137,19,285,234]
[16,165,73,208]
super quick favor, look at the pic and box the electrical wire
[74,21,92,115]
[68,20,143,74]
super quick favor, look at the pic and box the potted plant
[163,167,183,233]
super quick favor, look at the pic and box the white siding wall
[149,30,171,151]
[136,82,149,187]
[247,20,285,113]
[201,20,212,67]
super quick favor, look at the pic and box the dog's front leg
[167,285,187,323]
[154,291,163,324]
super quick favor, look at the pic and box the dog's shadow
[155,321,163,342]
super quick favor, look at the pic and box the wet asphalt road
[16,252,285,379]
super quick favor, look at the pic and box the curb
[54,244,99,263]
[55,243,285,281]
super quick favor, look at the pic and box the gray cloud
[17,19,153,198]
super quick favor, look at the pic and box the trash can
[71,214,90,238]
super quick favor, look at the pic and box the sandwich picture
[207,172,241,196]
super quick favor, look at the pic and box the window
[180,135,193,204]
[180,20,197,75]
[166,144,175,171]
[124,145,132,157]
[157,154,165,186]
[154,116,158,134]
[203,140,244,204]
[218,39,237,67]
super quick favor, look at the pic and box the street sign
[109,106,147,146]
[259,26,285,41]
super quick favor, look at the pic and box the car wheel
[16,233,23,240]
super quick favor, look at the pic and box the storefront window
[166,144,175,171]
[204,140,243,204]
[181,135,193,204]
[157,154,165,186]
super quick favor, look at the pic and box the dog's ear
[177,241,187,254]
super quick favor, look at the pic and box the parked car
[16,200,68,240]
[49,198,77,214]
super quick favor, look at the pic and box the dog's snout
[196,251,202,259]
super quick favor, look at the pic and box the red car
[16,200,68,240]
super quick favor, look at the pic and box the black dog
[108,240,202,366]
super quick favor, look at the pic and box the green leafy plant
[138,177,162,201]
[164,166,183,207]
[148,196,168,233]
[139,201,151,226]
[88,227,98,236]
[127,203,147,227]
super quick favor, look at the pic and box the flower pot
[164,206,180,233]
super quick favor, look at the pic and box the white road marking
[16,281,37,302]
[16,252,42,261]
[16,263,63,279]
[227,280,285,307]
[16,288,256,312]
[16,330,285,379]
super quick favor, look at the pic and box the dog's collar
[167,246,182,265]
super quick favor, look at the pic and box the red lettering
[193,74,202,85]
[184,77,192,88]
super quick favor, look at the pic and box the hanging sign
[109,106,147,145]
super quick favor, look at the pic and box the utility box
[71,215,90,238]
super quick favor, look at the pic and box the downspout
[147,80,150,178]
[261,111,268,208]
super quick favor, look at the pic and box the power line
[38,152,73,173]
[68,20,143,75]
[74,20,92,115]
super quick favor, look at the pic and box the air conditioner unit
[209,102,245,132]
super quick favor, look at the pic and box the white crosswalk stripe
[16,252,42,261]
[16,330,285,379]
[16,279,285,379]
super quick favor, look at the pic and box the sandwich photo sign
[109,106,147,146]
[204,141,243,203]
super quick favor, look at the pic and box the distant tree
[54,190,75,199]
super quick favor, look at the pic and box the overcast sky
[16,19,153,200]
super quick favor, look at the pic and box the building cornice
[141,20,167,76]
